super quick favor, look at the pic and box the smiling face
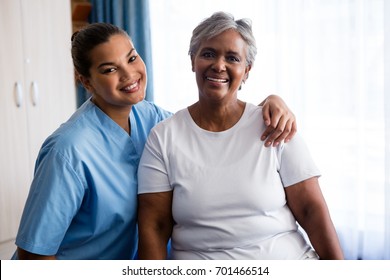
[80,34,147,114]
[191,29,251,104]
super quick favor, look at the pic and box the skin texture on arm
[17,248,56,260]
[260,95,297,147]
[285,177,344,260]
[137,191,174,260]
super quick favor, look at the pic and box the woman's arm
[137,191,174,260]
[285,177,344,260]
[17,248,56,260]
[260,95,297,147]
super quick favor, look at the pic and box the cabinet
[0,0,76,243]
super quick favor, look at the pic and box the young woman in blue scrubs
[12,23,297,259]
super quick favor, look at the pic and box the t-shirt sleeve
[138,128,172,194]
[277,133,321,187]
[15,147,85,255]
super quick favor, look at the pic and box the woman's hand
[260,95,297,147]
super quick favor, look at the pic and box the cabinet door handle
[14,82,23,107]
[30,81,39,106]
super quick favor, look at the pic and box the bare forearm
[137,192,173,259]
[286,178,344,259]
[299,212,344,259]
[138,230,168,260]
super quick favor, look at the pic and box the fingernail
[274,142,279,146]
[266,141,272,147]
[261,136,266,141]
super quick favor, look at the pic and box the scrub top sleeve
[138,129,172,194]
[156,104,174,120]
[278,134,321,188]
[15,148,85,255]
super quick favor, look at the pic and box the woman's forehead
[90,34,134,63]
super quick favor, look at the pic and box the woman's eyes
[102,68,116,74]
[201,52,214,58]
[100,56,138,74]
[201,52,240,62]
[129,55,137,63]
[227,56,240,62]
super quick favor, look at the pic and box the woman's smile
[120,80,140,93]
[205,76,229,84]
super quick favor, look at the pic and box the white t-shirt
[138,103,321,259]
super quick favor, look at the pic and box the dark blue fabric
[76,0,154,107]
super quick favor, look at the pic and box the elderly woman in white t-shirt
[137,11,344,260]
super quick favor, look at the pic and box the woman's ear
[244,65,252,82]
[79,75,93,93]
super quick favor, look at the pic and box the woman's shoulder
[133,100,173,120]
[146,108,188,138]
[246,102,263,114]
[156,108,187,126]
[40,102,101,153]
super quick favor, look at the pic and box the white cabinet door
[21,0,76,169]
[0,0,76,243]
[0,0,34,243]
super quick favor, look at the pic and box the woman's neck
[110,111,131,135]
[91,98,132,135]
[188,99,246,132]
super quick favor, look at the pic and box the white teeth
[206,77,228,83]
[123,82,138,91]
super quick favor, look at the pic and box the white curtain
[260,0,386,260]
[384,0,390,261]
[150,0,388,259]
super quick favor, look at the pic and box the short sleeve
[138,129,172,194]
[15,147,85,255]
[277,134,321,187]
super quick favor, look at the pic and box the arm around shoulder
[259,95,297,147]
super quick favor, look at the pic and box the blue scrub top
[13,99,172,259]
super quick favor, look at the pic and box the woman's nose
[120,66,133,82]
[211,57,226,72]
